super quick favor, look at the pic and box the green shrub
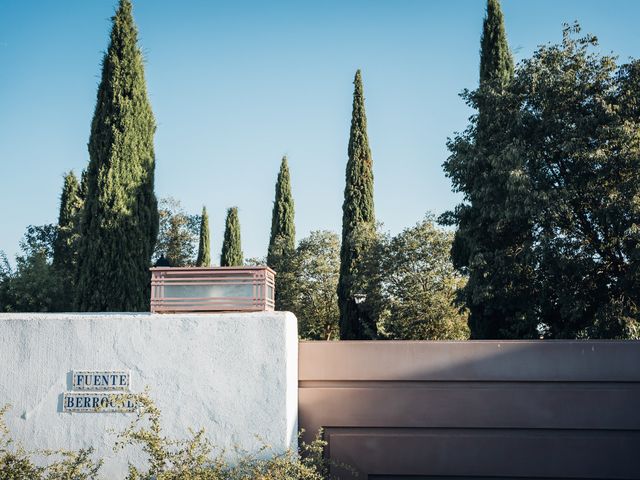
[115,392,333,479]
[0,405,102,479]
[0,395,340,480]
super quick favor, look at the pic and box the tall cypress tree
[75,0,158,311]
[52,171,82,311]
[267,156,296,310]
[196,206,211,267]
[267,156,295,264]
[338,70,375,340]
[479,0,513,87]
[475,0,514,143]
[220,207,243,267]
[445,0,535,338]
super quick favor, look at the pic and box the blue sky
[1,0,638,263]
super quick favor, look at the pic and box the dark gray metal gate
[299,340,640,479]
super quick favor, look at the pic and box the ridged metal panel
[299,340,640,478]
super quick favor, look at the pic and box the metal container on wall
[150,266,275,313]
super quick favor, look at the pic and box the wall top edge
[0,311,295,320]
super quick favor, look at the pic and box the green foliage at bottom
[0,393,339,480]
[0,404,102,479]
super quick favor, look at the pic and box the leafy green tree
[510,26,639,338]
[244,256,267,267]
[292,231,341,340]
[2,254,59,313]
[52,171,83,311]
[154,198,200,267]
[19,224,58,262]
[267,156,296,311]
[0,225,61,312]
[75,0,158,311]
[220,207,243,267]
[338,70,376,339]
[370,218,470,340]
[195,206,211,267]
[446,24,640,339]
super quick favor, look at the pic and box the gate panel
[299,341,640,479]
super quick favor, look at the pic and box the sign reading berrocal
[63,392,137,413]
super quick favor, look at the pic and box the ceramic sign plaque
[63,370,136,413]
[72,370,130,391]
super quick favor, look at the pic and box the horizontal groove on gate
[321,426,640,436]
[369,476,604,480]
[298,380,640,388]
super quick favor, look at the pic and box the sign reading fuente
[63,370,136,413]
[72,370,130,390]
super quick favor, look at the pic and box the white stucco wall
[0,312,298,478]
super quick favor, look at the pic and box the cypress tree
[52,171,82,311]
[220,207,243,267]
[267,156,296,311]
[75,0,158,311]
[445,0,535,338]
[267,156,295,264]
[479,0,513,87]
[196,206,211,267]
[475,0,514,141]
[338,70,375,340]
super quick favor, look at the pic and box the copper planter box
[150,266,275,313]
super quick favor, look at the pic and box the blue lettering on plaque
[64,370,135,413]
[71,370,131,391]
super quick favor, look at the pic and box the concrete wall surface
[0,312,298,477]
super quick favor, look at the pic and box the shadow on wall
[298,340,640,479]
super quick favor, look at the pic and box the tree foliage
[220,207,243,267]
[52,171,83,311]
[479,0,513,87]
[338,70,376,339]
[442,0,529,339]
[0,253,11,310]
[291,231,341,340]
[289,223,468,341]
[267,157,296,311]
[445,24,640,338]
[267,156,295,264]
[0,225,60,313]
[75,0,158,311]
[371,218,470,340]
[196,206,211,267]
[154,198,200,267]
